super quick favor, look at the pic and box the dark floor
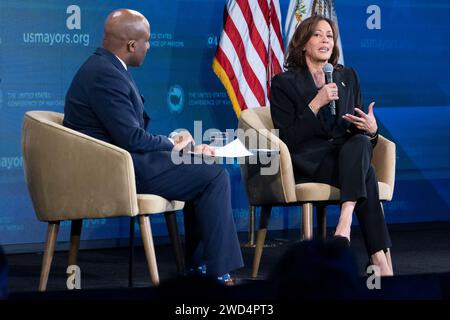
[5,221,450,293]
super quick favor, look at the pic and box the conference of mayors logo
[167,85,184,113]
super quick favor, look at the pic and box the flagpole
[241,0,272,249]
[241,0,286,250]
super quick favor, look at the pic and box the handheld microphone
[323,63,336,115]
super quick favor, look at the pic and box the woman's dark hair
[284,15,340,71]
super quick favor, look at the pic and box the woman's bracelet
[366,129,378,139]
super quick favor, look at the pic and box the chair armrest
[238,119,297,205]
[372,134,396,200]
[22,114,139,221]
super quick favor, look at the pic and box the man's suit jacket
[270,66,377,181]
[64,47,175,182]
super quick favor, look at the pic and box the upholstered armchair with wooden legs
[22,111,185,291]
[238,107,396,278]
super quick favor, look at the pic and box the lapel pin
[341,81,346,87]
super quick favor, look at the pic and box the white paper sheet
[212,139,253,157]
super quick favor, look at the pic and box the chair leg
[39,221,60,292]
[316,205,327,241]
[68,219,82,267]
[164,211,185,275]
[302,203,313,240]
[380,202,394,274]
[252,206,272,278]
[246,205,256,246]
[128,216,135,288]
[138,215,159,286]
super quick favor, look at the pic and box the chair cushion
[137,194,184,214]
[295,182,392,202]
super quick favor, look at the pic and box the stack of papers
[212,139,253,157]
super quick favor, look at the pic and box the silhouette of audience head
[269,240,365,299]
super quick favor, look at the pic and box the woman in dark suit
[270,15,392,276]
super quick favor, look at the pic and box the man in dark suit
[63,9,243,284]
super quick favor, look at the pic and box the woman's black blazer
[270,66,377,180]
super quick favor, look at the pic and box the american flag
[212,0,284,117]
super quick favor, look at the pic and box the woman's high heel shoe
[331,235,350,248]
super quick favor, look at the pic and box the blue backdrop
[0,0,449,247]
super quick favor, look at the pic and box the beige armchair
[238,107,396,278]
[22,111,185,291]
